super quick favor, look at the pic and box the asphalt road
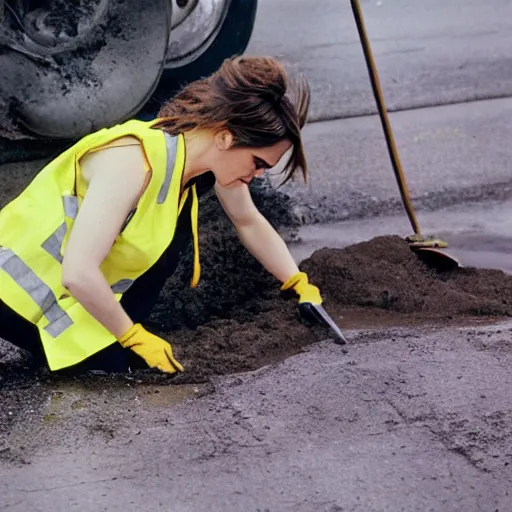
[247,0,512,121]
[2,323,512,511]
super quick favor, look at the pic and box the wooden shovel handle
[350,0,421,236]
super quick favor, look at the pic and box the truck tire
[145,0,258,115]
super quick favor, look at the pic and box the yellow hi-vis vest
[0,119,202,371]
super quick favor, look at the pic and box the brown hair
[153,56,311,184]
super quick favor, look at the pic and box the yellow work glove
[118,323,184,374]
[280,271,323,305]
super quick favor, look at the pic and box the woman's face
[211,131,293,188]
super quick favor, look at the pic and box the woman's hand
[280,271,322,305]
[118,323,183,373]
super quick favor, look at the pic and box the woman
[0,56,324,375]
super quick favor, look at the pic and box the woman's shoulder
[80,136,151,183]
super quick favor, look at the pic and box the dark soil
[301,236,512,318]
[161,227,512,384]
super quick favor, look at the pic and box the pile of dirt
[301,236,512,317]
[160,227,512,383]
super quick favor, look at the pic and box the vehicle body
[0,0,258,141]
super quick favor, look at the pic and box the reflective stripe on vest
[41,195,79,263]
[41,223,67,263]
[162,132,201,287]
[159,133,177,204]
[63,195,79,219]
[110,279,134,294]
[0,246,73,337]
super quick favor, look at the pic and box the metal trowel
[298,302,347,345]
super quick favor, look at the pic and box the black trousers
[0,222,192,374]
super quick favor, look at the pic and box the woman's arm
[61,142,146,338]
[214,181,300,283]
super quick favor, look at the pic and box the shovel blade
[298,302,347,345]
[412,247,461,272]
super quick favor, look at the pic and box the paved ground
[275,96,512,224]
[247,0,512,121]
[2,322,512,511]
[2,1,512,511]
